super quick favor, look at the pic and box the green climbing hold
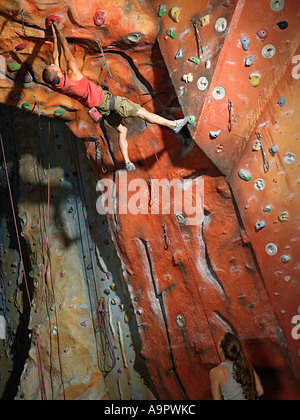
[188,115,196,124]
[238,169,251,182]
[158,4,167,17]
[54,108,66,117]
[29,271,34,278]
[7,62,21,72]
[10,91,24,101]
[189,57,200,65]
[22,103,30,112]
[167,28,177,40]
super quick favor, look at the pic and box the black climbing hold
[277,20,288,30]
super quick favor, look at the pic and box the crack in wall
[138,237,188,400]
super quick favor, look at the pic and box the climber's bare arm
[52,22,83,81]
[51,24,59,67]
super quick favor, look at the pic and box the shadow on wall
[0,103,155,400]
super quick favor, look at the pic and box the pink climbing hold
[256,29,268,42]
[93,11,105,27]
[46,15,61,27]
[15,43,27,51]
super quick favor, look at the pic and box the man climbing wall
[42,22,189,172]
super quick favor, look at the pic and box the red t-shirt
[53,72,103,109]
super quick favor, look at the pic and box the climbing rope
[97,45,222,363]
[0,113,67,400]
[72,136,116,373]
[33,117,66,400]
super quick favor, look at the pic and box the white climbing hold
[270,0,285,12]
[0,315,7,340]
[212,86,226,100]
[197,77,209,90]
[215,17,227,32]
[262,44,276,59]
[265,242,278,256]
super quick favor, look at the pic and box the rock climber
[210,333,264,400]
[42,22,188,172]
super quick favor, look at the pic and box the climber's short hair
[42,66,60,86]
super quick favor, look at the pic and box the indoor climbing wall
[0,0,299,400]
[0,105,155,400]
[154,0,300,396]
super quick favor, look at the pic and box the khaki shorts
[98,91,141,129]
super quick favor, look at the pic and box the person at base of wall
[210,333,264,400]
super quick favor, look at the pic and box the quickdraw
[95,139,107,174]
[162,224,171,250]
[97,40,112,79]
[149,179,157,207]
[228,99,237,132]
[191,19,204,58]
[20,9,26,37]
[256,132,270,172]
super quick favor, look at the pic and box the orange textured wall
[0,0,299,400]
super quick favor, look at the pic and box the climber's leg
[116,123,136,172]
[136,107,188,133]
[136,107,175,128]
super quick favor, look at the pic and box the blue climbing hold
[277,96,286,107]
[175,49,183,59]
[241,36,250,51]
[256,221,266,231]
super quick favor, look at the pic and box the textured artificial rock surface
[0,0,300,400]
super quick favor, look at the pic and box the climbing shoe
[171,117,189,134]
[125,162,136,172]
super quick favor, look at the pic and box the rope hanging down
[72,137,116,373]
[98,46,221,363]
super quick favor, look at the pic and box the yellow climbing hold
[249,72,262,87]
[124,311,132,323]
[171,7,181,23]
[200,15,210,27]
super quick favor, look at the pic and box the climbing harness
[256,132,270,172]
